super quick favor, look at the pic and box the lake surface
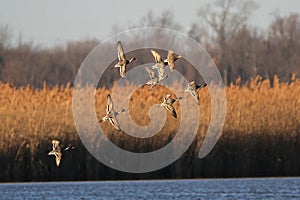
[1,177,300,199]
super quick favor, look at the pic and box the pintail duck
[160,94,183,118]
[48,139,75,167]
[164,50,182,73]
[145,66,159,89]
[185,81,207,105]
[150,50,168,81]
[115,41,137,78]
[99,94,126,131]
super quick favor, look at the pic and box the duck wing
[55,152,62,166]
[106,94,114,114]
[52,140,61,151]
[109,116,121,131]
[145,66,156,79]
[117,41,126,61]
[195,83,207,90]
[166,50,175,72]
[163,104,177,118]
[150,50,163,63]
[190,89,200,105]
[157,67,167,81]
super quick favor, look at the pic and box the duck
[150,50,168,81]
[164,50,182,73]
[48,139,75,167]
[185,81,207,105]
[115,41,137,78]
[160,94,183,118]
[144,66,159,89]
[99,94,126,131]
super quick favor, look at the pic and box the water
[1,177,300,200]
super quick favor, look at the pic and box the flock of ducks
[48,41,207,167]
[100,41,207,131]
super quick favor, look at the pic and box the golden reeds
[0,75,299,180]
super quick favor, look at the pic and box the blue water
[0,178,300,199]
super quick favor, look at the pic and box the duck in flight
[99,94,126,131]
[144,66,159,90]
[48,139,75,167]
[115,41,137,78]
[160,94,183,118]
[164,50,182,73]
[150,50,168,81]
[144,65,168,90]
[185,81,207,105]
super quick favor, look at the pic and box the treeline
[0,37,98,87]
[0,0,300,87]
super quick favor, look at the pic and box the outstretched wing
[167,50,175,72]
[190,90,200,105]
[168,62,175,73]
[162,94,177,118]
[145,66,156,79]
[164,94,175,105]
[52,140,60,151]
[109,116,121,131]
[164,94,171,102]
[99,115,109,123]
[167,50,175,61]
[55,152,62,166]
[195,83,207,90]
[106,94,114,114]
[117,41,126,61]
[157,67,167,81]
[189,81,196,90]
[164,104,177,118]
[150,50,163,63]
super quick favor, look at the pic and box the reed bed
[0,75,300,181]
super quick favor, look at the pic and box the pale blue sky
[0,0,300,47]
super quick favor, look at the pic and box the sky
[0,0,300,47]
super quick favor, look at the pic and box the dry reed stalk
[0,75,299,175]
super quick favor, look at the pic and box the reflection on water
[0,178,300,200]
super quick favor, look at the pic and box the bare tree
[0,24,13,77]
[139,10,182,31]
[110,9,182,36]
[0,24,12,49]
[196,0,258,84]
[267,13,300,80]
